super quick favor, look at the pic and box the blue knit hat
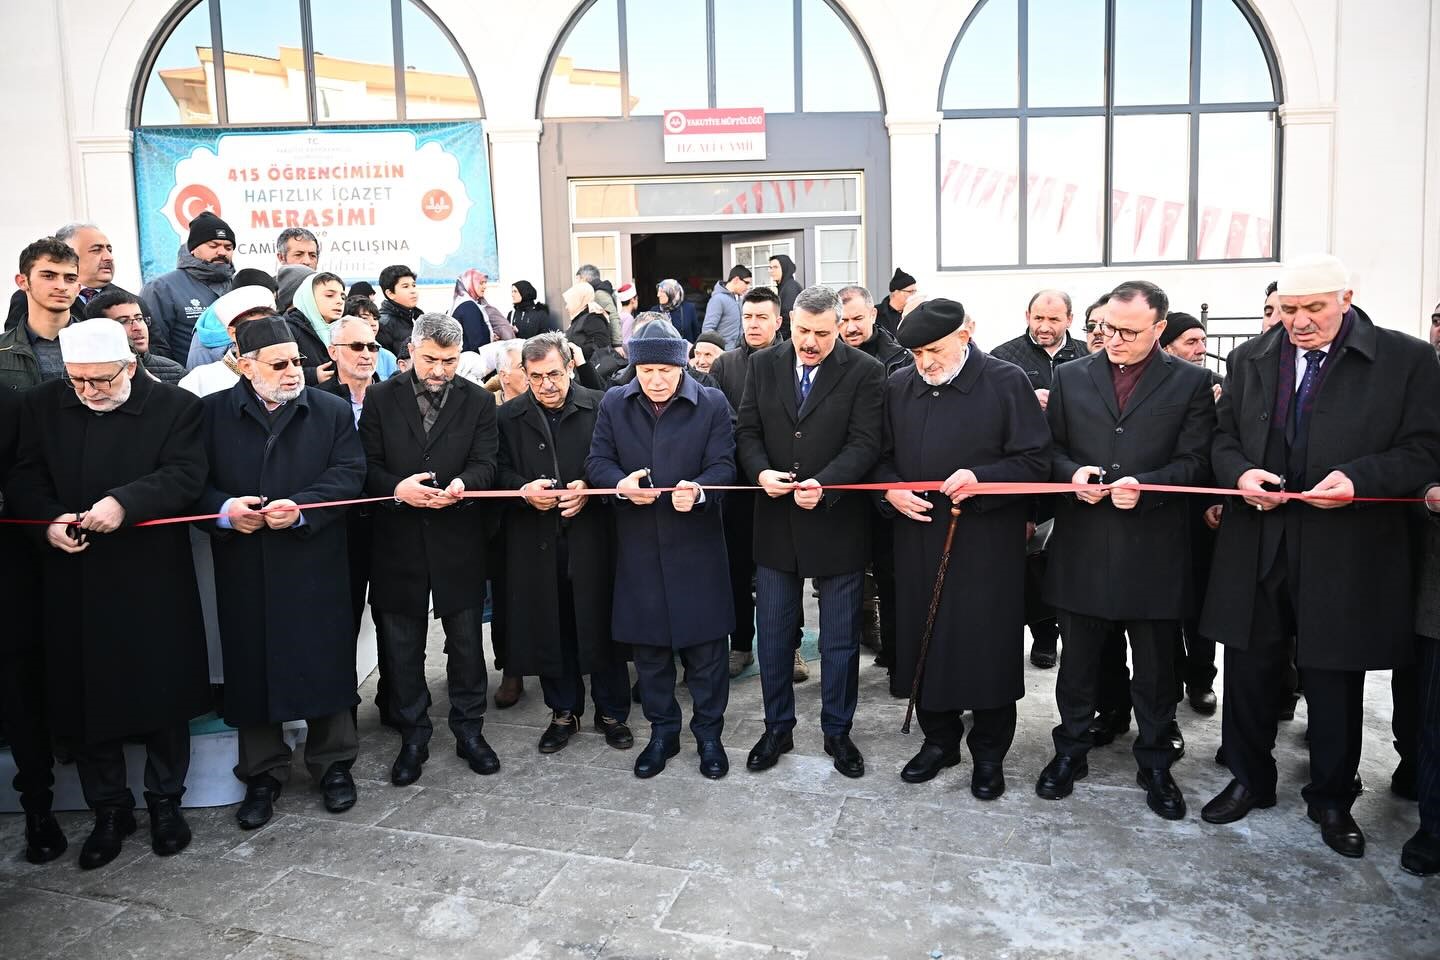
[626,318,689,367]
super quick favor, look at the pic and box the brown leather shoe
[494,674,524,709]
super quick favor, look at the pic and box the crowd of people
[2,215,1439,889]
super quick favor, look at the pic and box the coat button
[1111,463,1121,471]
[539,541,548,551]
[932,390,940,397]
[423,454,431,461]
[1259,413,1269,421]
[1115,427,1124,435]
[539,442,546,450]
[794,431,802,439]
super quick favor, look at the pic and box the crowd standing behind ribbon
[2,220,1440,882]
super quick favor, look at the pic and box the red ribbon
[0,480,1423,530]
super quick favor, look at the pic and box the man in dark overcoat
[872,299,1050,798]
[1039,280,1216,822]
[6,318,209,870]
[359,313,499,787]
[1198,254,1440,860]
[199,318,367,830]
[735,284,884,779]
[1407,483,1440,876]
[497,332,632,755]
[586,325,736,780]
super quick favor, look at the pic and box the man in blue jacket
[701,265,752,350]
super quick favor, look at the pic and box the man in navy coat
[587,325,737,780]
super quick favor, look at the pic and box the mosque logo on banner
[663,108,766,163]
[134,122,498,285]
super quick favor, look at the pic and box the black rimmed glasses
[1097,321,1158,343]
[63,367,128,391]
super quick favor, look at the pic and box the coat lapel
[776,343,800,423]
[1116,351,1175,423]
[797,344,848,423]
[1086,355,1121,421]
[395,378,428,451]
[423,382,467,451]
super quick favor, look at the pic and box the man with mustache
[141,211,236,362]
[4,223,121,333]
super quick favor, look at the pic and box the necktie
[798,364,816,404]
[80,287,99,303]
[1293,349,1326,433]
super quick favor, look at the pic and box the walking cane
[901,505,963,735]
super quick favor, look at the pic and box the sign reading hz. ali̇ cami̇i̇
[133,122,498,286]
[662,108,767,163]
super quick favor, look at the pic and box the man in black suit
[1037,280,1216,822]
[358,313,500,787]
[1198,254,1440,859]
[736,285,885,778]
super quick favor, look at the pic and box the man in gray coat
[141,211,236,361]
[702,266,753,350]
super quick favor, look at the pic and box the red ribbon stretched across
[0,480,1424,530]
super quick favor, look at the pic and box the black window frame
[935,0,1284,271]
[131,0,484,128]
[537,0,886,120]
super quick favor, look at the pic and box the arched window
[541,0,882,118]
[938,0,1280,268]
[134,0,482,126]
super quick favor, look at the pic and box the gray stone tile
[532,856,689,924]
[833,794,1052,865]
[268,777,424,828]
[57,908,263,960]
[0,882,125,958]
[597,922,808,959]
[376,787,654,859]
[76,852,292,922]
[223,815,568,905]
[233,935,389,960]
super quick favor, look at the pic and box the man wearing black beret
[871,298,1050,797]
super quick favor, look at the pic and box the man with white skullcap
[1198,254,1440,863]
[5,318,210,870]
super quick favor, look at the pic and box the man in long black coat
[359,313,499,787]
[6,318,209,870]
[496,332,631,754]
[199,318,367,830]
[872,299,1050,797]
[736,285,885,779]
[1039,280,1216,823]
[1198,254,1440,859]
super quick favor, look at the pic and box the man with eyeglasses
[702,265,753,350]
[86,288,185,385]
[196,317,366,831]
[6,318,209,869]
[359,313,500,786]
[322,315,383,426]
[1037,280,1216,823]
[494,332,632,754]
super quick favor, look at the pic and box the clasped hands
[1237,468,1352,511]
[617,469,702,512]
[520,478,589,518]
[884,468,979,522]
[394,473,466,509]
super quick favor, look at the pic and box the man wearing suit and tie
[1038,280,1217,821]
[735,285,885,778]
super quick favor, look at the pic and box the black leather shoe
[1401,827,1440,876]
[237,774,282,829]
[24,812,67,864]
[900,741,961,784]
[1167,720,1186,761]
[1029,639,1057,669]
[971,761,1006,801]
[595,715,634,750]
[634,737,680,778]
[79,807,137,870]
[146,795,192,857]
[1188,687,1217,715]
[824,734,865,779]
[391,744,429,786]
[320,765,357,813]
[1391,756,1419,801]
[1214,744,1226,766]
[456,735,500,775]
[538,712,580,754]
[697,740,729,779]
[1307,804,1365,858]
[746,730,794,772]
[1137,768,1187,820]
[1087,711,1130,747]
[1200,778,1276,824]
[1035,754,1088,800]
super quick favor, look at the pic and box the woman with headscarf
[452,269,516,352]
[656,279,700,343]
[768,254,802,339]
[280,268,346,384]
[507,281,556,340]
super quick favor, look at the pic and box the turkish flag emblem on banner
[1225,213,1250,258]
[1158,201,1184,257]
[1256,217,1273,258]
[1133,195,1157,255]
[1110,190,1130,224]
[1197,206,1220,255]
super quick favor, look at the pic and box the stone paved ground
[1,609,1437,960]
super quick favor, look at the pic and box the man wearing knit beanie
[140,210,237,362]
[876,267,917,337]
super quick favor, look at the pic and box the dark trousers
[0,639,54,814]
[722,493,757,654]
[871,511,898,664]
[1024,552,1059,653]
[537,578,630,722]
[632,639,728,742]
[1180,618,1218,692]
[1220,565,1364,810]
[76,723,190,811]
[373,606,488,747]
[346,511,373,641]
[486,531,513,673]
[1415,634,1440,833]
[756,566,863,737]
[1096,627,1188,716]
[235,710,359,784]
[1054,611,1178,769]
[1393,656,1419,769]
[918,704,1017,762]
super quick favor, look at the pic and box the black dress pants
[1054,611,1178,770]
[373,606,488,747]
[632,639,728,742]
[1414,634,1440,833]
[1220,564,1364,810]
[538,576,630,722]
[918,704,1017,763]
[76,723,190,810]
[0,637,55,814]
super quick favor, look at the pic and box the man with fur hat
[141,210,236,361]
